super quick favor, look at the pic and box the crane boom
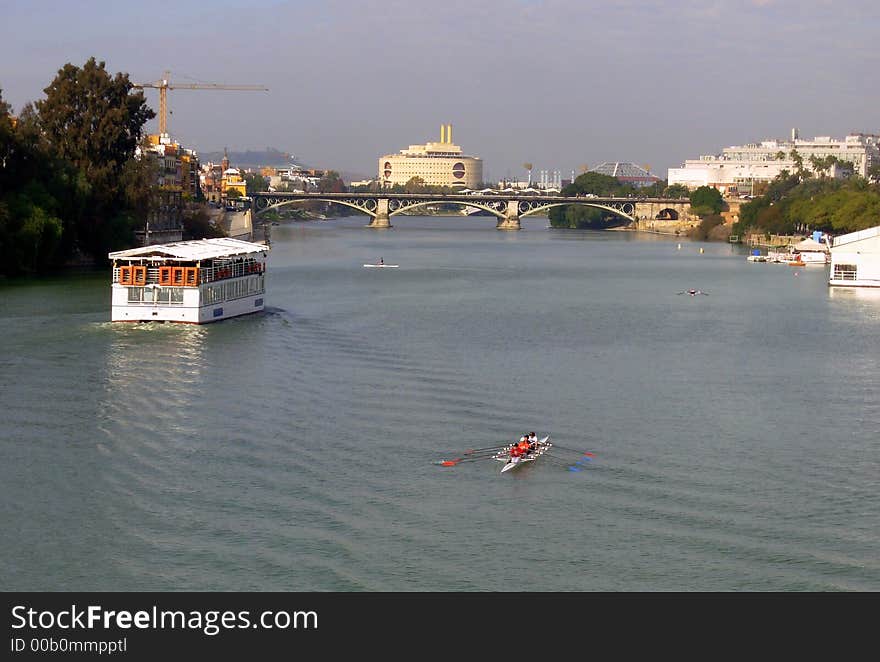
[132,70,268,135]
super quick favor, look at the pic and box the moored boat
[109,238,269,324]
[792,237,831,265]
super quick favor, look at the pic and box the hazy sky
[2,0,879,181]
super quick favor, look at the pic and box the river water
[2,215,878,591]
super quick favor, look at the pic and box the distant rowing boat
[363,263,399,268]
[494,436,551,473]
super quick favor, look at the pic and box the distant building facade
[267,166,326,192]
[200,149,251,204]
[201,161,224,205]
[379,124,482,189]
[589,162,661,188]
[135,133,201,245]
[669,129,880,195]
[223,168,247,199]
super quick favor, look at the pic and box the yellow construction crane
[133,70,268,135]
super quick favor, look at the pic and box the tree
[403,176,427,193]
[550,171,647,227]
[731,168,880,238]
[34,58,154,263]
[0,88,13,188]
[243,171,267,195]
[1,90,68,273]
[317,170,346,193]
[183,205,225,239]
[569,171,621,196]
[663,183,690,198]
[688,186,723,216]
[639,180,667,197]
[789,149,805,178]
[690,214,724,241]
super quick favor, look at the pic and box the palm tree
[789,149,805,178]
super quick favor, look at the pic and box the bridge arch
[386,198,507,218]
[252,196,377,217]
[517,201,637,222]
[655,207,679,220]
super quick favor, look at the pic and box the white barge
[109,238,269,323]
[828,225,880,288]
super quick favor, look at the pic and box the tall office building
[379,124,483,189]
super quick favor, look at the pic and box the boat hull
[111,285,264,324]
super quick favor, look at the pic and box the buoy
[677,243,681,250]
[699,247,704,254]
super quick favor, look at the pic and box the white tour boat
[109,238,269,324]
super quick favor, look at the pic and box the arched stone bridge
[251,192,694,230]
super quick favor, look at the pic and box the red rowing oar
[463,444,510,455]
[438,456,486,467]
[437,446,507,467]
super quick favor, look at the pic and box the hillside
[199,147,293,167]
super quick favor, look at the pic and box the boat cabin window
[156,287,184,304]
[833,264,857,281]
[127,287,145,303]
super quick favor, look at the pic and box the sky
[2,0,879,182]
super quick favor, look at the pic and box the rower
[379,257,384,265]
[528,432,538,449]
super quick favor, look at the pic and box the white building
[379,124,482,189]
[268,166,325,192]
[134,133,200,245]
[669,130,880,195]
[829,225,880,288]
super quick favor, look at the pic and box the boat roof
[109,238,268,261]
[832,225,880,248]
[792,238,827,251]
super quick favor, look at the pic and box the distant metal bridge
[251,192,693,230]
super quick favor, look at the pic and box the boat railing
[832,266,857,281]
[202,260,263,283]
[113,261,263,285]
